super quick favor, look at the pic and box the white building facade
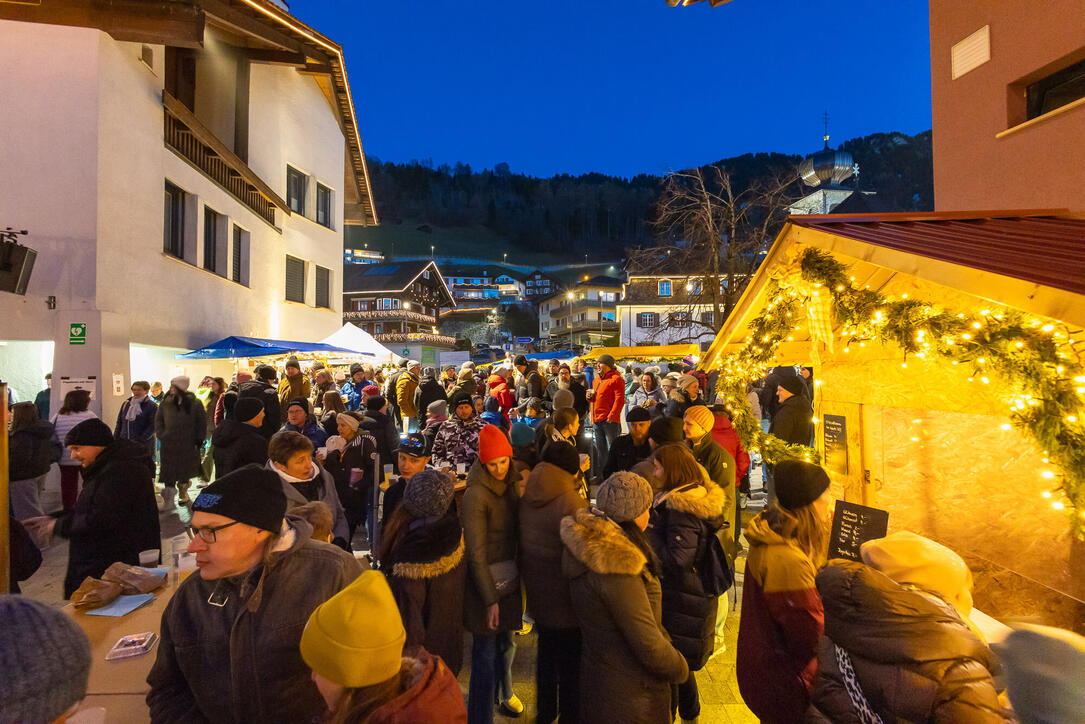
[617,275,722,347]
[0,1,377,423]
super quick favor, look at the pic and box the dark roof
[343,260,436,292]
[827,191,895,215]
[789,211,1085,295]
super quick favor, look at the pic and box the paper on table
[85,594,155,617]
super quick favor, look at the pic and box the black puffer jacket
[57,440,160,598]
[806,560,1012,724]
[364,410,400,474]
[237,379,281,440]
[9,420,60,480]
[647,476,728,670]
[770,393,813,446]
[211,419,268,477]
[414,377,447,428]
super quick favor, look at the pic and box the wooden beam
[297,63,333,76]
[200,0,328,62]
[0,0,204,48]
[245,48,307,67]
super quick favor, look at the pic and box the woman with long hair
[379,469,466,675]
[736,459,833,723]
[647,444,728,724]
[631,371,666,417]
[561,471,689,722]
[301,571,467,723]
[320,390,348,437]
[153,376,206,507]
[9,402,60,519]
[51,389,96,511]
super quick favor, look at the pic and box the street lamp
[567,291,575,351]
[430,245,434,259]
[503,252,507,264]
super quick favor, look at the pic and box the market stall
[320,324,402,366]
[581,344,701,364]
[699,211,1085,632]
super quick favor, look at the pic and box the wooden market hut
[700,210,1085,632]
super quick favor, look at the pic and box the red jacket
[486,374,515,413]
[368,649,467,723]
[711,415,750,485]
[591,368,625,423]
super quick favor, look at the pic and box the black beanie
[254,365,277,382]
[366,395,387,411]
[627,406,651,423]
[284,356,300,371]
[65,418,113,447]
[287,397,310,414]
[192,464,286,533]
[542,440,580,475]
[779,374,806,397]
[349,363,363,375]
[234,397,264,423]
[648,416,684,445]
[514,354,527,366]
[774,459,830,511]
[450,391,473,410]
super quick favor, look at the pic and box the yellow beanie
[860,531,974,619]
[300,571,406,688]
[683,405,714,438]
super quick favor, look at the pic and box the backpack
[699,523,734,596]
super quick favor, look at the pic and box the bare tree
[627,165,800,342]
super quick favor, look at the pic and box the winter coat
[365,650,468,724]
[364,410,400,474]
[384,510,467,674]
[277,372,311,418]
[34,387,50,421]
[114,396,158,443]
[647,476,727,670]
[771,392,814,446]
[569,379,590,418]
[271,460,350,547]
[237,379,281,440]
[396,371,420,420]
[460,458,522,635]
[56,440,160,598]
[282,419,328,450]
[51,410,97,466]
[591,368,625,423]
[340,378,367,411]
[154,393,206,482]
[602,433,652,478]
[663,389,697,419]
[421,417,444,451]
[689,431,737,532]
[486,374,515,413]
[450,376,477,401]
[710,414,751,486]
[747,389,762,421]
[147,517,363,723]
[9,420,60,480]
[519,461,588,629]
[760,366,798,421]
[310,379,338,412]
[214,383,235,427]
[631,384,667,417]
[560,508,689,723]
[414,378,447,428]
[515,369,544,403]
[430,414,486,470]
[203,390,222,435]
[737,512,824,724]
[383,369,404,425]
[806,561,1010,724]
[211,419,268,477]
[323,427,378,534]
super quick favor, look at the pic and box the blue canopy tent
[176,335,370,360]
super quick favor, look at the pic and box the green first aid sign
[402,348,410,356]
[69,323,86,345]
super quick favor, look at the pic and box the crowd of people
[6,355,1085,724]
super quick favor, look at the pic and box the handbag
[489,559,519,595]
[698,524,734,596]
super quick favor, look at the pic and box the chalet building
[441,265,528,310]
[523,269,563,302]
[539,276,622,348]
[343,260,457,364]
[617,263,730,347]
[0,0,376,422]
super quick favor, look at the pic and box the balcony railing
[163,90,289,227]
[344,309,436,324]
[374,332,458,347]
[548,298,618,314]
[550,319,619,334]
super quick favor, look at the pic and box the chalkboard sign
[823,414,848,475]
[828,501,889,561]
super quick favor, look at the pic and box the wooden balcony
[344,309,436,324]
[375,332,458,348]
[162,90,289,227]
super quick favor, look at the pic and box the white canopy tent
[321,323,404,366]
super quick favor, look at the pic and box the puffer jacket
[238,379,281,440]
[561,507,689,724]
[519,461,588,629]
[365,649,467,724]
[647,475,728,670]
[414,377,447,428]
[430,414,486,470]
[460,458,522,635]
[771,392,814,446]
[689,431,737,531]
[147,517,363,723]
[9,420,60,480]
[590,368,625,423]
[710,414,750,485]
[736,512,824,724]
[384,509,467,675]
[630,384,667,417]
[806,561,1011,724]
[486,374,515,413]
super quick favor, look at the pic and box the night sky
[291,0,932,179]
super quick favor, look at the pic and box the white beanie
[993,624,1085,724]
[170,375,190,392]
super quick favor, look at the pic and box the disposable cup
[139,549,160,567]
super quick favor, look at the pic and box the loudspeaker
[0,240,36,295]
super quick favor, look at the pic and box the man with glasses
[147,464,362,722]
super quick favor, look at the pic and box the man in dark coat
[238,365,281,440]
[383,359,409,429]
[770,375,814,446]
[683,405,737,531]
[364,395,400,474]
[514,356,544,403]
[413,367,447,431]
[211,397,269,477]
[602,406,653,478]
[26,419,160,598]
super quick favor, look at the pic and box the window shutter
[316,266,330,308]
[232,226,242,283]
[286,256,305,303]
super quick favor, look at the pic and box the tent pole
[0,381,10,593]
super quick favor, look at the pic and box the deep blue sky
[292,0,932,179]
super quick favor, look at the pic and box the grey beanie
[403,468,455,518]
[596,471,653,523]
[0,596,92,723]
[427,399,448,418]
[552,388,574,411]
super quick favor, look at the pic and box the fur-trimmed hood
[561,507,646,576]
[654,476,727,521]
[388,511,465,580]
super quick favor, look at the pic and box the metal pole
[0,381,10,593]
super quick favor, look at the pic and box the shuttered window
[285,256,305,303]
[637,312,658,328]
[316,183,332,227]
[287,166,306,214]
[316,265,330,308]
[232,226,243,283]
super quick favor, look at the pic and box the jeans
[592,421,620,478]
[536,626,581,724]
[468,631,516,724]
[671,670,700,720]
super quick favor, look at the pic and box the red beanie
[478,424,512,464]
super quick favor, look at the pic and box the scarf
[125,395,145,421]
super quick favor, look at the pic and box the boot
[177,481,191,506]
